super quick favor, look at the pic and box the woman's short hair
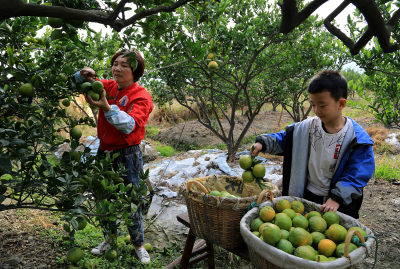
[111,50,145,82]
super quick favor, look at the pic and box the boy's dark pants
[303,188,363,219]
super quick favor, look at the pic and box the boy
[251,70,374,219]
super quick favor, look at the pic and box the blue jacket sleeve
[104,105,135,134]
[255,130,287,155]
[330,144,375,205]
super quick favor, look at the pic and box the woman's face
[112,54,134,87]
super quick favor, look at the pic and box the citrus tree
[141,0,346,161]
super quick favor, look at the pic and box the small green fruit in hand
[239,155,253,170]
[92,80,104,94]
[81,82,92,93]
[66,247,84,263]
[88,90,100,101]
[144,243,153,252]
[48,17,63,28]
[62,99,71,107]
[252,163,266,178]
[242,170,254,183]
[18,83,34,97]
[70,127,82,140]
[208,60,218,70]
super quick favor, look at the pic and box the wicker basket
[240,196,375,269]
[183,175,276,249]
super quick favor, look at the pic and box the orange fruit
[291,200,305,214]
[318,239,336,257]
[259,206,275,222]
[276,199,291,213]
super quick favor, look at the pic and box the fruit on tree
[66,247,84,263]
[70,127,82,140]
[62,99,71,107]
[207,53,215,60]
[105,249,117,261]
[208,60,218,70]
[75,216,87,230]
[81,82,92,93]
[92,81,104,94]
[18,83,34,97]
[48,17,63,28]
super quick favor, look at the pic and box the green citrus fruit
[323,211,340,226]
[207,53,215,60]
[262,225,281,245]
[250,217,264,232]
[282,208,296,219]
[335,242,357,257]
[105,249,117,261]
[123,234,131,244]
[311,231,326,249]
[288,227,311,247]
[274,213,292,231]
[326,224,347,243]
[144,243,153,251]
[81,81,92,93]
[48,17,63,28]
[242,170,254,183]
[316,254,330,262]
[292,215,308,229]
[208,60,218,70]
[70,151,81,162]
[309,216,327,233]
[276,199,291,213]
[62,99,71,107]
[18,83,34,97]
[291,200,305,214]
[307,211,322,219]
[92,81,104,94]
[259,206,275,222]
[348,226,367,244]
[88,90,100,101]
[276,239,294,254]
[294,245,317,261]
[66,247,84,263]
[70,127,82,140]
[252,163,266,178]
[209,190,221,196]
[75,216,87,230]
[239,155,253,170]
[252,231,260,237]
[280,229,290,240]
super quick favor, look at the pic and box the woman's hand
[85,90,111,112]
[80,67,96,82]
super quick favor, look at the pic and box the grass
[375,154,400,181]
[156,145,175,157]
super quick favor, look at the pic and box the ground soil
[1,111,399,268]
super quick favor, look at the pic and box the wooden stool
[165,213,249,269]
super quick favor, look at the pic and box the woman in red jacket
[76,49,153,264]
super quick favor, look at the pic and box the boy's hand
[250,142,263,157]
[320,198,339,212]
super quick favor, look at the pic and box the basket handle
[187,180,209,194]
[256,189,274,204]
[343,229,365,257]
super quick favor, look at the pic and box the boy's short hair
[307,70,348,100]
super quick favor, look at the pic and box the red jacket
[98,79,153,151]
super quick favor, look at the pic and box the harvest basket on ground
[240,196,375,269]
[182,175,280,249]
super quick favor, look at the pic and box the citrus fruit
[258,222,269,234]
[92,80,104,94]
[276,239,294,254]
[335,242,357,257]
[48,17,63,28]
[62,99,71,107]
[291,200,305,214]
[252,163,266,178]
[105,249,117,261]
[208,60,218,70]
[307,211,322,219]
[250,217,264,232]
[328,257,337,261]
[259,206,275,222]
[88,90,100,101]
[207,53,215,60]
[70,151,81,162]
[311,231,326,249]
[326,224,347,243]
[318,239,336,257]
[81,81,92,93]
[262,225,281,245]
[242,170,254,183]
[66,247,84,263]
[323,211,340,226]
[252,231,260,237]
[309,216,327,233]
[18,83,34,97]
[274,213,292,231]
[276,199,291,213]
[70,127,82,140]
[292,215,308,229]
[75,216,87,230]
[294,245,317,261]
[348,226,367,244]
[288,227,311,247]
[144,243,153,251]
[280,229,289,240]
[316,255,330,262]
[282,208,296,219]
[124,234,131,243]
[209,190,221,196]
[239,155,252,170]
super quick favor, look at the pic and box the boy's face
[310,90,346,124]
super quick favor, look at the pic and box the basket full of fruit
[240,196,375,269]
[182,174,280,249]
